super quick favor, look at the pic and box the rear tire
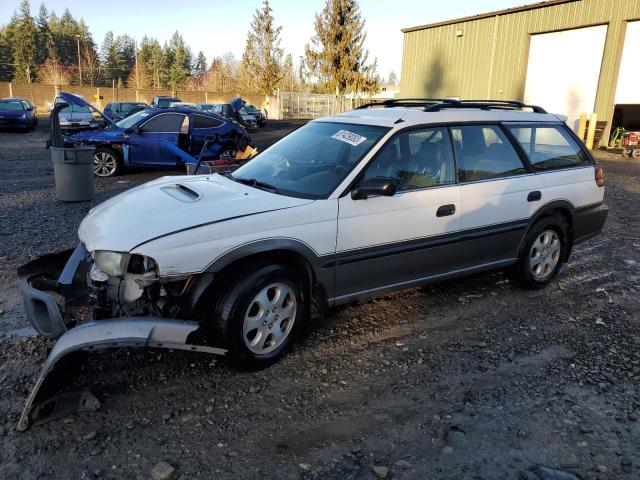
[94,147,122,177]
[512,216,568,289]
[210,264,304,369]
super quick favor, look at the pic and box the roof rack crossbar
[423,101,547,113]
[355,98,459,109]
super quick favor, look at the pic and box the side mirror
[351,177,397,200]
[132,126,141,134]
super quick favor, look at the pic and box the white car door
[335,126,462,301]
[452,124,543,266]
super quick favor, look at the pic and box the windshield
[246,106,259,114]
[116,109,152,129]
[121,103,146,113]
[232,122,388,199]
[0,101,25,111]
[157,98,176,108]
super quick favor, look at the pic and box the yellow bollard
[577,113,587,141]
[585,113,597,150]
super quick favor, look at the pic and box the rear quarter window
[508,125,591,170]
[193,114,224,129]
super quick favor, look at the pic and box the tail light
[594,164,605,187]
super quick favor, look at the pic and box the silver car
[53,95,98,131]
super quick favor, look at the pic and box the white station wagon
[19,99,608,428]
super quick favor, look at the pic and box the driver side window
[142,113,185,133]
[361,127,455,192]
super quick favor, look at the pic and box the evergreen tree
[36,3,55,63]
[138,36,163,89]
[280,53,296,92]
[305,0,376,95]
[11,0,38,82]
[388,70,397,85]
[241,0,283,95]
[0,28,14,81]
[193,51,207,79]
[163,31,191,92]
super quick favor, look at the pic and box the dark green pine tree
[163,31,192,92]
[305,0,377,95]
[36,3,56,63]
[11,0,38,82]
[241,0,283,95]
[193,51,207,79]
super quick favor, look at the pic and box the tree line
[0,0,394,96]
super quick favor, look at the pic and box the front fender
[18,318,226,431]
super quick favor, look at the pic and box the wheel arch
[519,200,576,261]
[190,239,333,320]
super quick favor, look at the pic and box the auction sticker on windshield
[331,129,367,146]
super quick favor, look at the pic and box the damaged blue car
[62,93,253,177]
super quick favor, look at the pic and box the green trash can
[50,146,96,202]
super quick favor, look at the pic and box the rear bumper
[573,203,609,244]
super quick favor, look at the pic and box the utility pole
[75,34,82,86]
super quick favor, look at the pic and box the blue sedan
[66,101,251,177]
[0,98,38,131]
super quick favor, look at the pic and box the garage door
[615,20,640,104]
[524,25,607,131]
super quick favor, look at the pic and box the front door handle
[436,204,456,217]
[527,191,542,202]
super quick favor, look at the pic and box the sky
[1,0,529,81]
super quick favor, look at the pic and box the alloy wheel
[243,283,297,355]
[529,229,561,280]
[94,151,117,177]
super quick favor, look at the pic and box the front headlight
[93,251,129,276]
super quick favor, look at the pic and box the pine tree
[36,3,55,63]
[305,0,376,95]
[139,36,163,89]
[388,70,397,85]
[11,0,38,82]
[163,31,192,92]
[241,0,283,95]
[280,53,296,92]
[193,51,207,79]
[0,28,14,81]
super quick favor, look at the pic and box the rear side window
[451,125,526,182]
[143,113,185,132]
[508,125,590,170]
[193,114,224,129]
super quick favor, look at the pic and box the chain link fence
[276,91,371,120]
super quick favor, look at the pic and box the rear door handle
[436,204,456,217]
[527,191,542,202]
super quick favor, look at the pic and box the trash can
[50,146,96,202]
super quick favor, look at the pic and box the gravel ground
[0,119,639,480]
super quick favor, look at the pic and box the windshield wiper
[231,176,281,194]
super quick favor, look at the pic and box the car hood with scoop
[78,174,313,254]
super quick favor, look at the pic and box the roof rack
[355,98,458,109]
[424,99,548,113]
[355,98,547,114]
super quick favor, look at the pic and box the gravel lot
[0,118,639,480]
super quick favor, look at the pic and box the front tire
[211,264,304,369]
[94,147,121,177]
[513,217,567,289]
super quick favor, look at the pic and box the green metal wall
[400,0,640,142]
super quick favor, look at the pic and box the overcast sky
[1,0,527,80]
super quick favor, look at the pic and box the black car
[245,104,266,127]
[202,103,258,131]
[151,96,181,108]
[103,102,149,121]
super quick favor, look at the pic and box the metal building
[399,0,640,145]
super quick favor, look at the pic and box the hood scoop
[160,183,202,203]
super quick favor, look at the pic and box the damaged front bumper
[18,245,225,431]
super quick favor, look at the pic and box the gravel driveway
[0,119,638,480]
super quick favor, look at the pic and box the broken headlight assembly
[92,250,129,276]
